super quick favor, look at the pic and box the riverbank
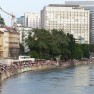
[0,59,94,83]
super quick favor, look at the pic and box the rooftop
[66,1,94,5]
[48,4,79,7]
[0,26,17,32]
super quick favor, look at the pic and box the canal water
[1,64,94,94]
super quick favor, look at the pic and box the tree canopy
[20,28,92,61]
[0,16,5,25]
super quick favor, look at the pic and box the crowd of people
[0,59,93,74]
[0,60,58,74]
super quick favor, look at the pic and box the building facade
[0,31,4,58]
[65,1,94,44]
[24,12,40,29]
[0,27,19,59]
[17,16,25,26]
[41,4,90,44]
[15,24,32,43]
[15,24,32,52]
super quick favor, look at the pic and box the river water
[1,64,94,94]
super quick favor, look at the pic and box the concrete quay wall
[0,59,94,83]
[0,61,58,83]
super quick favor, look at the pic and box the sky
[0,0,90,26]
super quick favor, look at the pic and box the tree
[89,44,94,53]
[26,28,91,60]
[19,43,25,55]
[0,16,5,26]
[81,44,89,58]
[50,29,71,61]
[67,33,75,60]
[73,44,83,60]
[26,29,52,59]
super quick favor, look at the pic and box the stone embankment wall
[0,59,94,83]
[0,61,58,83]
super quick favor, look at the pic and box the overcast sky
[0,0,89,26]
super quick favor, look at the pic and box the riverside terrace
[0,59,94,83]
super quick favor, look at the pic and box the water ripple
[1,65,94,94]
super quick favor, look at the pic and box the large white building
[41,4,90,44]
[24,12,40,29]
[65,1,94,44]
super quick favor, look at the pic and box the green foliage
[19,43,25,55]
[81,44,89,58]
[67,33,75,60]
[73,44,83,60]
[29,51,39,58]
[0,16,5,25]
[26,29,52,59]
[25,28,92,60]
[89,44,94,53]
